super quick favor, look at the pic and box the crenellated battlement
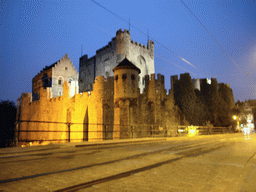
[130,40,148,49]
[96,41,114,54]
[29,99,39,105]
[91,75,114,99]
[87,56,96,62]
[79,54,88,63]
[21,93,32,105]
[141,73,167,98]
[116,28,130,36]
[146,73,164,83]
[49,96,61,102]
[157,73,165,82]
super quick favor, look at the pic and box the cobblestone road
[0,134,255,192]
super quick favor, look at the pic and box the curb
[75,138,167,147]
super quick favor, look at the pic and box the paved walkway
[0,133,255,192]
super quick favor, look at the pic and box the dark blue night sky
[1,0,256,104]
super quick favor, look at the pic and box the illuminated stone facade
[79,29,155,93]
[32,54,79,100]
[17,58,182,146]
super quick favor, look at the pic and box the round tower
[113,58,141,106]
[116,29,131,62]
[113,58,140,140]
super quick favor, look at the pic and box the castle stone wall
[18,69,183,145]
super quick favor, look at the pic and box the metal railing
[13,120,235,146]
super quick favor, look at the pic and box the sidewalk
[0,133,241,156]
[0,137,166,156]
[0,133,252,192]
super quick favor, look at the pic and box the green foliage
[0,100,17,148]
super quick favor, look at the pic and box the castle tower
[116,29,131,62]
[88,76,105,141]
[113,58,141,139]
[147,40,154,58]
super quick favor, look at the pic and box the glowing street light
[233,115,240,132]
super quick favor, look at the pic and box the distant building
[192,78,201,91]
[79,29,155,92]
[243,102,254,131]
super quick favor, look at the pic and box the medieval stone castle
[16,29,233,146]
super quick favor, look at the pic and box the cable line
[90,0,199,71]
[180,0,240,69]
[180,0,256,93]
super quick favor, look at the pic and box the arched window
[68,78,73,84]
[131,74,135,80]
[57,76,64,85]
[115,75,118,80]
[137,55,146,65]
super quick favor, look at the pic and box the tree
[0,100,17,148]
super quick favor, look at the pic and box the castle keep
[79,29,155,92]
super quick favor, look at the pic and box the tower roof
[113,58,141,74]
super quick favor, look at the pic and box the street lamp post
[233,115,240,132]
